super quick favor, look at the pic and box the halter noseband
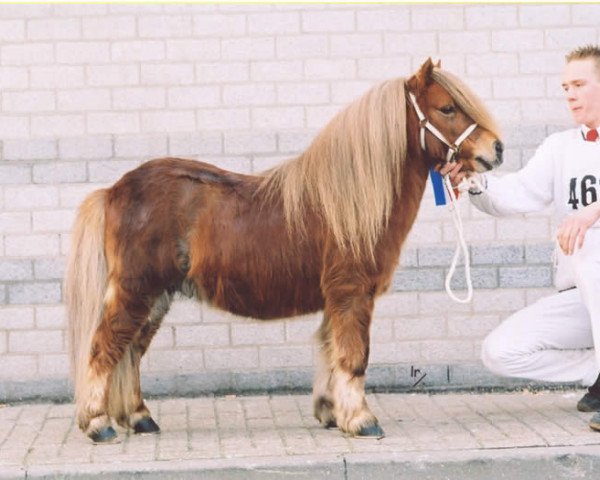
[408,92,478,164]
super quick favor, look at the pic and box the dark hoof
[134,416,160,435]
[324,419,338,429]
[589,412,600,432]
[578,392,600,412]
[89,426,118,444]
[356,423,385,439]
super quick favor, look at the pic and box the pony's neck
[375,102,432,267]
[402,94,434,203]
[397,147,430,221]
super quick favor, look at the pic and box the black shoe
[577,392,600,412]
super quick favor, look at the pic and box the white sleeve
[469,138,555,217]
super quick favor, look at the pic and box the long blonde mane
[259,69,495,259]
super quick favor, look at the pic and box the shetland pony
[65,59,503,443]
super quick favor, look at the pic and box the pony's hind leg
[114,292,172,435]
[78,283,151,443]
[313,315,336,428]
[324,286,383,439]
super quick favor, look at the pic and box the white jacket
[469,127,600,290]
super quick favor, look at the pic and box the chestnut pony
[65,59,503,443]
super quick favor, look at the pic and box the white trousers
[481,229,600,387]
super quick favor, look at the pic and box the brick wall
[1,3,598,400]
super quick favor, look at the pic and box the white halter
[408,91,478,304]
[408,92,478,164]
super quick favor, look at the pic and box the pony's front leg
[313,315,336,428]
[325,290,384,439]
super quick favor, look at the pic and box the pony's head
[406,58,503,174]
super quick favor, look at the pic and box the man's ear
[407,57,435,93]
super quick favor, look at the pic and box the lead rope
[442,174,473,303]
[408,91,479,303]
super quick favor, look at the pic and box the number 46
[569,175,598,209]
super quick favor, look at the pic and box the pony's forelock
[431,69,501,139]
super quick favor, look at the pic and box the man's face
[562,58,600,129]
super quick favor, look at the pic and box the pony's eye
[440,105,456,115]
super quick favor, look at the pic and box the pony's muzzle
[476,140,503,171]
[494,140,504,164]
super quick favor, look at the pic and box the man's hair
[566,45,600,76]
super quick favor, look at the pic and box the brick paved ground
[1,389,599,479]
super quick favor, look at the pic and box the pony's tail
[65,189,108,421]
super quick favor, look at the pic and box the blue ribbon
[430,168,446,206]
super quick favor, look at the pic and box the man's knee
[481,331,515,377]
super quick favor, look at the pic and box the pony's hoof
[89,426,118,444]
[134,416,160,435]
[355,423,385,439]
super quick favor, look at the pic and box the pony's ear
[434,59,441,68]
[407,58,435,93]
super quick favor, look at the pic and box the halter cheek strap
[408,92,478,163]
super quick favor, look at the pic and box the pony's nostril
[494,141,504,155]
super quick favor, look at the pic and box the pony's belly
[199,272,324,320]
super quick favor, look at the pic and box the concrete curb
[345,446,600,479]
[7,446,600,479]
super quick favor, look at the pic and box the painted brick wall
[1,3,598,399]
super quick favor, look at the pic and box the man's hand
[437,161,466,188]
[557,202,600,255]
